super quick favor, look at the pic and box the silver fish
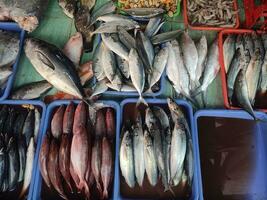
[144,130,158,186]
[101,33,129,61]
[172,164,183,186]
[117,26,136,50]
[132,112,145,186]
[259,52,267,94]
[145,17,164,38]
[93,42,106,81]
[243,34,254,58]
[93,21,138,34]
[170,122,186,181]
[147,46,168,91]
[234,69,257,120]
[223,35,236,73]
[0,30,20,68]
[24,38,85,100]
[120,129,135,188]
[180,32,198,85]
[0,65,12,83]
[262,33,267,49]
[252,32,265,59]
[139,31,154,70]
[151,30,182,45]
[11,80,52,100]
[106,82,136,92]
[195,35,208,84]
[91,79,108,97]
[34,108,41,146]
[185,139,194,186]
[122,8,165,19]
[116,55,130,79]
[128,48,146,105]
[97,14,139,27]
[90,1,116,26]
[245,49,262,104]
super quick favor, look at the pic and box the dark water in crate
[198,117,267,200]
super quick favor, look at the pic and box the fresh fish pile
[224,32,267,119]
[187,0,237,27]
[0,104,41,198]
[0,0,49,32]
[120,98,194,195]
[92,15,178,103]
[166,32,219,107]
[39,102,115,200]
[0,30,20,92]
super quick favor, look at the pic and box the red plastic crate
[183,0,240,31]
[218,29,266,111]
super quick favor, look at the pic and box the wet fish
[97,14,139,27]
[59,133,73,192]
[91,79,109,97]
[106,108,115,140]
[259,51,267,94]
[144,130,158,186]
[101,137,113,199]
[122,8,165,19]
[0,139,6,189]
[3,107,16,137]
[101,33,129,61]
[0,1,49,32]
[120,129,135,188]
[172,165,183,186]
[185,139,194,186]
[116,55,130,79]
[0,65,12,83]
[13,112,28,137]
[223,35,236,73]
[93,21,138,34]
[243,34,254,58]
[195,35,208,84]
[90,1,116,26]
[95,109,106,138]
[132,112,145,186]
[39,133,51,189]
[11,80,52,100]
[170,122,186,181]
[51,105,65,139]
[117,26,136,50]
[151,30,181,45]
[47,138,67,199]
[91,139,102,194]
[71,102,90,197]
[252,32,265,58]
[145,17,163,38]
[234,69,256,120]
[17,139,26,183]
[148,46,168,91]
[7,137,19,191]
[63,32,83,67]
[58,0,77,18]
[128,48,146,105]
[245,49,262,105]
[180,32,198,85]
[106,82,136,92]
[63,102,75,135]
[22,110,34,146]
[24,38,86,100]
[93,42,105,81]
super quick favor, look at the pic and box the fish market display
[186,0,237,27]
[0,0,49,32]
[120,98,194,197]
[0,104,41,199]
[92,15,177,101]
[39,102,116,200]
[223,32,267,119]
[166,32,219,107]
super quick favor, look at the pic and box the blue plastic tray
[0,22,25,101]
[32,100,120,200]
[0,100,46,200]
[116,98,199,200]
[194,109,267,200]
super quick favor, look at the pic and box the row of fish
[0,30,20,93]
[39,102,115,200]
[224,32,267,119]
[165,32,220,107]
[187,0,237,27]
[0,104,41,198]
[0,0,49,32]
[120,98,193,196]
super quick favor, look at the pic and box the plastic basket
[0,22,25,100]
[0,100,46,200]
[183,0,240,31]
[194,109,267,200]
[116,98,199,200]
[32,100,120,200]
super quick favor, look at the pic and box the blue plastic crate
[0,100,46,200]
[194,109,267,200]
[32,100,120,200]
[116,98,199,200]
[0,22,25,101]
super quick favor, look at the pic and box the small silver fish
[223,35,236,73]
[151,30,182,45]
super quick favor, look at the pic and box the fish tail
[190,86,203,97]
[136,96,148,107]
[96,180,103,195]
[164,185,176,197]
[102,188,109,200]
[79,179,90,199]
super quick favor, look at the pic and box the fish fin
[165,186,176,197]
[96,180,103,195]
[190,86,203,97]
[102,188,109,199]
[78,180,90,199]
[136,96,148,107]
[36,51,55,70]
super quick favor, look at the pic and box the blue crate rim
[32,100,121,200]
[0,22,25,101]
[194,109,267,200]
[0,100,46,200]
[118,98,199,200]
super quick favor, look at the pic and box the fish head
[24,38,51,58]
